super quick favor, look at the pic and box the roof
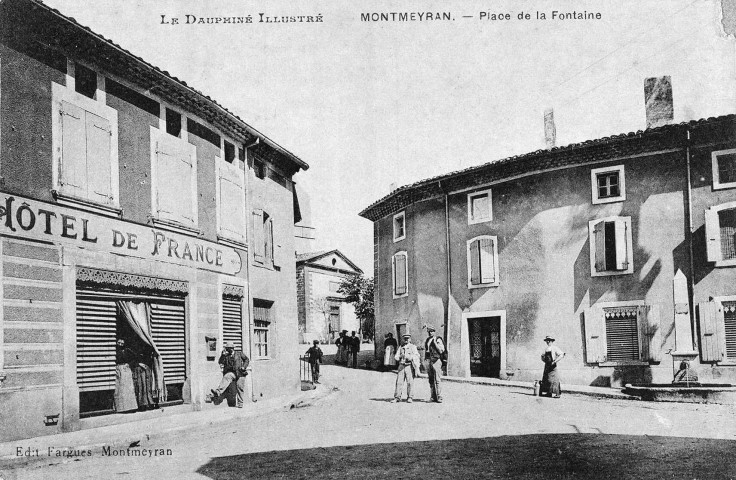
[359,114,736,221]
[296,249,364,274]
[0,0,308,174]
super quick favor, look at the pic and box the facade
[0,0,307,441]
[296,250,362,343]
[361,113,736,388]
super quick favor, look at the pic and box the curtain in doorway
[117,300,167,402]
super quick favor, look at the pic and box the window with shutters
[712,148,736,190]
[589,216,633,276]
[52,79,120,215]
[467,189,493,224]
[583,301,660,365]
[392,251,408,299]
[467,235,499,288]
[150,127,198,232]
[705,202,736,267]
[222,291,244,352]
[393,211,406,242]
[252,210,275,267]
[699,298,736,364]
[216,158,246,246]
[590,165,625,204]
[253,299,273,358]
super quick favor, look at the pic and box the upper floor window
[216,157,246,246]
[165,108,182,137]
[328,281,341,293]
[583,302,660,364]
[393,211,406,242]
[705,202,736,266]
[392,251,408,298]
[468,189,492,224]
[467,236,499,288]
[590,165,625,204]
[253,209,275,267]
[52,65,120,214]
[711,148,736,190]
[589,216,633,276]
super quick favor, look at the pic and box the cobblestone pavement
[4,365,736,479]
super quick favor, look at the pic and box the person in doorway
[349,331,361,368]
[540,335,565,398]
[424,325,445,403]
[114,339,139,412]
[383,332,398,371]
[392,333,420,403]
[335,331,347,365]
[211,341,250,408]
[305,340,324,384]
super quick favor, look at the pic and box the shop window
[698,299,736,363]
[468,189,492,224]
[151,127,198,232]
[712,148,736,190]
[467,235,499,288]
[590,165,625,204]
[166,108,182,138]
[393,211,406,242]
[217,158,246,246]
[392,251,408,298]
[589,216,633,276]
[583,302,660,364]
[222,293,244,352]
[253,299,273,358]
[252,210,275,266]
[705,202,736,266]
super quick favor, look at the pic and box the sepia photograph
[0,0,735,478]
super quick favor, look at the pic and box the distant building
[296,250,363,343]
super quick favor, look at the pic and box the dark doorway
[469,316,501,378]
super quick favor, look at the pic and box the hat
[313,339,320,345]
[543,336,555,342]
[342,330,348,334]
[224,341,235,348]
[426,325,436,332]
[402,333,411,338]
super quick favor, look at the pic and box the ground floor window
[604,307,639,361]
[723,303,736,360]
[253,299,273,358]
[222,290,244,352]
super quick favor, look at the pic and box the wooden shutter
[60,101,86,196]
[698,301,723,362]
[394,253,407,295]
[76,294,117,391]
[479,237,495,283]
[583,305,606,363]
[222,297,243,351]
[705,208,722,262]
[265,216,274,264]
[252,209,264,264]
[218,163,246,241]
[469,240,481,285]
[150,300,186,384]
[638,304,661,362]
[156,137,195,226]
[593,221,606,272]
[614,218,629,270]
[85,111,112,204]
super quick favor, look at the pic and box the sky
[43,0,736,273]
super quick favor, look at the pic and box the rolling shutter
[223,297,243,351]
[605,307,640,361]
[150,300,186,384]
[724,303,736,360]
[76,294,117,392]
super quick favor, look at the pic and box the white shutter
[156,136,195,226]
[638,305,661,362]
[252,209,264,263]
[479,237,495,284]
[705,208,722,262]
[150,300,186,385]
[594,221,606,272]
[218,162,246,242]
[469,240,481,285]
[76,294,117,392]
[583,305,606,363]
[222,297,243,351]
[60,101,86,196]
[394,253,407,295]
[85,111,112,204]
[614,218,628,270]
[265,216,274,263]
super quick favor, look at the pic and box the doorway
[468,316,502,378]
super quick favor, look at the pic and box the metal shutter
[605,309,639,361]
[223,297,243,351]
[150,300,186,384]
[76,294,117,392]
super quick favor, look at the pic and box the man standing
[424,325,445,403]
[211,341,250,408]
[350,330,361,368]
[305,339,323,384]
[392,333,420,403]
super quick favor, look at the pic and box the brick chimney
[544,108,556,149]
[644,76,674,128]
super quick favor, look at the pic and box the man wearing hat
[392,333,421,403]
[424,325,445,403]
[305,339,324,383]
[211,341,250,407]
[540,335,565,398]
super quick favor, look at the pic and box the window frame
[252,300,273,360]
[588,216,634,277]
[393,211,406,242]
[467,188,493,225]
[391,251,409,299]
[590,165,626,205]
[584,300,653,366]
[711,148,736,190]
[466,235,500,289]
[705,201,736,267]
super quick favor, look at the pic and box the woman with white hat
[541,335,565,398]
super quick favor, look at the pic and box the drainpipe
[243,137,260,402]
[440,181,452,359]
[684,128,696,349]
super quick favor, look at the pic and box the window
[468,189,492,224]
[329,281,341,293]
[52,77,120,214]
[216,158,246,246]
[467,235,499,288]
[252,210,275,266]
[150,127,198,231]
[222,291,244,352]
[699,298,736,363]
[75,64,97,99]
[328,301,341,333]
[393,211,406,242]
[254,160,266,179]
[583,302,660,364]
[166,108,182,137]
[588,216,633,276]
[590,165,625,204]
[392,251,408,298]
[224,141,236,164]
[253,300,272,358]
[705,202,736,266]
[712,149,736,190]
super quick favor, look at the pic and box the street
[4,365,736,479]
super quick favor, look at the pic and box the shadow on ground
[196,434,736,480]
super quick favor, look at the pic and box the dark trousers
[351,351,358,368]
[310,362,320,382]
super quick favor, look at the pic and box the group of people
[391,325,446,403]
[334,330,362,368]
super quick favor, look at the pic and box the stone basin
[623,383,736,404]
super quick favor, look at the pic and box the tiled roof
[295,249,363,274]
[296,251,330,263]
[359,114,736,221]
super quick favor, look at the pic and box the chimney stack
[644,76,673,128]
[389,182,397,193]
[544,108,556,149]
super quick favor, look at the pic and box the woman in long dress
[383,333,398,370]
[541,335,565,398]
[114,339,139,412]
